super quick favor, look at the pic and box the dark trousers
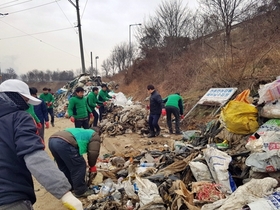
[148,114,161,134]
[166,106,180,133]
[74,118,89,129]
[0,200,33,210]
[47,108,54,124]
[91,110,99,126]
[49,138,87,195]
[99,105,105,122]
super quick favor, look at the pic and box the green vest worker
[68,87,93,129]
[87,87,101,127]
[162,93,184,134]
[49,127,101,198]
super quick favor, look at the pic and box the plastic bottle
[140,163,155,167]
[100,178,113,196]
[133,182,139,194]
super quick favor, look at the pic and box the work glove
[89,113,93,118]
[45,121,50,129]
[61,192,83,210]
[37,123,42,129]
[49,102,52,106]
[87,166,97,186]
[70,117,75,123]
[90,166,97,172]
[180,115,184,119]
[103,102,107,106]
[161,108,166,116]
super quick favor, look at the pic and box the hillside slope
[111,10,280,110]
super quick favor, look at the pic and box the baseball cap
[0,79,41,105]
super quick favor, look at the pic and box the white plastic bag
[261,100,280,118]
[258,79,280,104]
[135,176,164,209]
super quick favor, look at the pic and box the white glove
[61,192,83,210]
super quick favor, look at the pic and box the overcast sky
[0,0,198,75]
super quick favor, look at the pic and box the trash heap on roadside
[83,77,280,210]
[52,74,119,118]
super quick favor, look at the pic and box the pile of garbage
[100,104,149,136]
[52,74,119,115]
[82,77,280,210]
[52,74,150,135]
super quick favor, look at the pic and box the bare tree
[87,66,96,77]
[2,68,18,81]
[137,0,192,58]
[110,43,130,72]
[199,0,259,45]
[101,59,111,76]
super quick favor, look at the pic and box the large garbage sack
[258,79,280,104]
[220,100,259,135]
[245,150,280,172]
[203,146,236,194]
[135,176,165,209]
[201,177,278,210]
[246,119,280,153]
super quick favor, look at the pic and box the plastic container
[140,163,156,167]
[100,178,113,196]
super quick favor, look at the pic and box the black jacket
[0,94,45,205]
[149,90,162,115]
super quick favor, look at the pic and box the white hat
[0,79,41,105]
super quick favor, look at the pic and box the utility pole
[90,51,93,74]
[95,56,99,77]
[68,0,86,74]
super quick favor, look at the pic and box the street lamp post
[129,23,141,65]
[95,56,99,77]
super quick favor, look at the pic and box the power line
[0,0,20,7]
[0,26,74,40]
[55,0,78,34]
[7,0,60,14]
[81,0,89,19]
[0,0,32,10]
[0,19,80,58]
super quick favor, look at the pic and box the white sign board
[198,88,238,105]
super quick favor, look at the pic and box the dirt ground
[33,117,181,210]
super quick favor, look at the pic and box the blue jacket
[0,94,45,205]
[34,98,49,123]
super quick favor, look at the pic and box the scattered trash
[52,80,280,210]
